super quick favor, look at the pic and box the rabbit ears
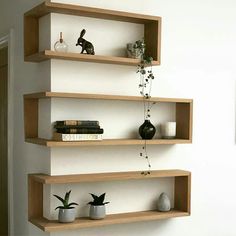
[80,29,86,38]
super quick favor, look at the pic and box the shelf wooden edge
[23,91,193,103]
[25,138,192,147]
[29,210,189,232]
[30,169,191,184]
[24,1,161,23]
[24,50,160,66]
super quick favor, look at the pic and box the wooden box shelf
[24,1,161,65]
[23,92,193,146]
[28,169,191,232]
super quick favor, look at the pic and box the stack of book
[53,120,103,141]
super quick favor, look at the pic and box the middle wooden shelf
[24,91,193,147]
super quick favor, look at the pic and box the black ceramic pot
[139,119,156,139]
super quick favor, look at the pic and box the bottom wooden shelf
[29,170,191,232]
[30,209,189,232]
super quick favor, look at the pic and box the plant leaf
[55,206,64,210]
[103,201,110,205]
[53,194,65,205]
[68,202,78,207]
[90,193,99,202]
[98,193,106,204]
[64,190,71,206]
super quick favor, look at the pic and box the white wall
[1,0,236,235]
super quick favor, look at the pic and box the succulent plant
[53,190,78,210]
[88,193,110,206]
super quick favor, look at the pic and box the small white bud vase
[161,122,176,139]
[54,32,68,52]
[157,192,171,212]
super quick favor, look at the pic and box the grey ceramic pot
[157,192,171,212]
[89,205,106,220]
[58,208,76,223]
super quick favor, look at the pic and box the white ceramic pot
[89,205,106,220]
[58,208,76,223]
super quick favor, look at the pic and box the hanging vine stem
[137,56,156,176]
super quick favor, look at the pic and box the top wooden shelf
[25,1,161,23]
[24,1,161,65]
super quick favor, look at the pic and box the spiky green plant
[88,193,109,206]
[53,190,78,210]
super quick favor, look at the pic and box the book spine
[56,120,99,126]
[56,128,104,134]
[53,133,103,141]
[54,125,100,129]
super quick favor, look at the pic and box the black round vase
[139,119,156,139]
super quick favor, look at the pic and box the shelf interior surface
[24,50,160,66]
[30,210,189,232]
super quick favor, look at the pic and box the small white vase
[58,208,76,223]
[161,122,176,139]
[157,193,171,212]
[89,205,106,220]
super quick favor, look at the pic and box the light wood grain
[174,174,191,214]
[24,15,39,58]
[145,20,161,63]
[0,47,8,236]
[25,1,161,23]
[24,50,160,66]
[25,138,192,147]
[24,98,38,138]
[24,91,193,103]
[29,210,189,232]
[31,169,191,184]
[28,175,43,220]
[176,102,193,141]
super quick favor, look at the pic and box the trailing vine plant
[135,39,156,175]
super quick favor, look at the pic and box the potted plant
[127,39,145,59]
[53,190,78,223]
[88,193,109,220]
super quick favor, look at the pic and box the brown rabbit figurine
[76,29,95,55]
